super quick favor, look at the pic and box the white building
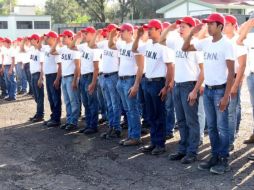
[0,5,51,40]
[156,0,254,18]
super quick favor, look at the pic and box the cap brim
[176,20,183,25]
[202,19,213,23]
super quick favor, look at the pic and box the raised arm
[108,29,118,50]
[89,29,102,49]
[182,24,203,51]
[160,23,177,45]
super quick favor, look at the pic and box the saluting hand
[190,24,203,36]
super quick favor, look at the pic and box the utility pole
[187,0,190,16]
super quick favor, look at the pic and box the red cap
[16,37,23,42]
[134,25,139,30]
[119,23,134,32]
[0,37,4,42]
[202,13,225,25]
[101,28,108,38]
[81,27,96,33]
[146,19,163,30]
[4,38,12,44]
[28,34,40,41]
[46,31,58,38]
[162,22,171,29]
[106,24,119,32]
[59,30,75,38]
[194,18,202,25]
[225,15,237,25]
[176,16,196,27]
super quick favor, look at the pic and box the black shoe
[78,127,87,133]
[120,121,128,129]
[99,118,107,125]
[151,146,166,155]
[181,155,197,164]
[32,116,44,123]
[100,128,113,139]
[248,153,254,161]
[65,124,77,131]
[142,121,150,129]
[199,140,203,146]
[5,97,16,101]
[198,156,219,171]
[84,128,98,135]
[141,144,156,153]
[43,119,52,126]
[18,91,26,95]
[109,129,121,138]
[0,94,7,99]
[210,157,230,175]
[229,144,234,152]
[141,128,149,135]
[166,133,174,140]
[169,152,186,161]
[60,123,69,130]
[47,121,60,127]
[29,114,37,121]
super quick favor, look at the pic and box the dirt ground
[0,81,253,190]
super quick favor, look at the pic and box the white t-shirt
[2,47,16,66]
[138,42,174,78]
[57,46,81,77]
[116,41,137,77]
[41,45,58,75]
[77,43,101,75]
[22,46,32,64]
[226,35,247,73]
[194,37,235,86]
[14,47,22,64]
[166,37,203,83]
[97,40,119,73]
[28,46,43,74]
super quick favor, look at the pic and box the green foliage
[0,0,16,15]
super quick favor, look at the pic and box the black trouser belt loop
[82,73,93,77]
[119,75,135,80]
[104,72,118,78]
[146,77,165,82]
[63,74,74,78]
[205,83,226,90]
[175,81,196,86]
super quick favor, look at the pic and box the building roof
[156,0,254,14]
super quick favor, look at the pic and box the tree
[0,0,16,15]
[45,0,86,24]
[75,0,108,22]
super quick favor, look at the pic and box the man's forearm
[132,37,140,53]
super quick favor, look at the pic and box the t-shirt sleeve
[137,42,147,55]
[55,55,61,64]
[73,50,81,60]
[92,49,102,62]
[193,39,206,51]
[236,45,247,58]
[97,41,106,49]
[225,42,235,61]
[196,51,204,64]
[163,46,175,64]
[116,40,123,50]
[40,45,47,52]
[39,52,45,62]
[166,38,176,50]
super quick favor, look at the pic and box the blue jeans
[97,75,107,120]
[228,87,241,145]
[80,74,99,129]
[138,77,149,123]
[62,75,80,126]
[166,90,175,136]
[23,63,32,94]
[0,64,7,96]
[117,77,141,139]
[4,65,17,99]
[46,73,62,122]
[247,73,254,133]
[15,63,27,92]
[198,95,206,140]
[236,86,242,131]
[103,73,121,130]
[204,87,229,158]
[145,80,166,147]
[31,72,44,117]
[174,83,200,155]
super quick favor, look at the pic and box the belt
[104,72,118,78]
[146,77,165,82]
[63,74,74,78]
[205,83,226,90]
[119,75,135,80]
[31,72,40,76]
[45,73,57,76]
[250,72,254,75]
[98,72,103,76]
[82,73,93,77]
[175,81,196,86]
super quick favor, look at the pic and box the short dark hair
[215,21,224,31]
